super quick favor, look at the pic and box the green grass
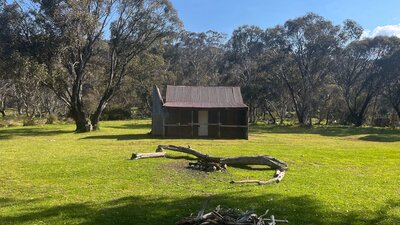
[0,120,399,225]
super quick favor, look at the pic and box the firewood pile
[177,205,288,225]
[131,145,288,185]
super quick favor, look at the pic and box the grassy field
[0,120,399,225]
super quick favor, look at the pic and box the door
[198,111,208,136]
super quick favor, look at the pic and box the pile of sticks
[176,205,288,225]
[131,145,288,185]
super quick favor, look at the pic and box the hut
[152,85,248,139]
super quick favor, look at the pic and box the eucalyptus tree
[31,0,181,131]
[264,13,360,125]
[0,1,50,117]
[335,36,400,126]
[224,25,266,122]
[0,79,11,117]
[164,30,226,86]
[378,46,400,122]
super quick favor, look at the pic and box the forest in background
[1,0,400,131]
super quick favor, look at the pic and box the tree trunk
[90,109,103,131]
[69,70,93,132]
[397,109,400,122]
[91,89,114,130]
[325,111,330,125]
[297,109,308,126]
[71,104,92,132]
[348,112,364,127]
[0,100,5,117]
[265,107,276,124]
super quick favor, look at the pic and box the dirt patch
[160,159,188,170]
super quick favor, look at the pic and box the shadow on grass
[0,127,70,140]
[359,134,400,142]
[0,198,47,207]
[104,123,151,130]
[81,133,244,141]
[250,124,400,138]
[81,133,158,140]
[229,164,274,171]
[0,194,398,225]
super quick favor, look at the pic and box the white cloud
[361,24,400,39]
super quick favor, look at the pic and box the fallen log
[156,145,221,163]
[221,156,287,171]
[131,152,166,160]
[230,169,286,185]
[132,145,288,185]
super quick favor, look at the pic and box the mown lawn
[0,120,399,225]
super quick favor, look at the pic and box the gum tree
[33,0,181,131]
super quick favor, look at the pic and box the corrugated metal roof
[164,85,248,108]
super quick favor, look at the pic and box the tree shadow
[1,194,398,225]
[0,197,48,207]
[81,133,162,140]
[358,134,400,142]
[250,124,400,138]
[105,123,151,130]
[228,164,274,171]
[0,127,70,140]
[0,203,91,224]
[80,133,241,141]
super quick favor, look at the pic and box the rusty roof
[163,85,248,108]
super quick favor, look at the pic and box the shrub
[23,118,37,126]
[101,108,132,121]
[373,118,391,127]
[46,114,58,124]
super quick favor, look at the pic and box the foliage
[100,108,132,121]
[22,118,38,126]
[1,1,400,128]
[46,114,58,124]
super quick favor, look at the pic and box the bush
[101,108,132,121]
[23,118,37,126]
[373,118,391,127]
[46,114,58,124]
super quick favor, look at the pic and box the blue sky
[170,0,400,37]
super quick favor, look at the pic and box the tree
[335,36,400,126]
[379,47,400,122]
[224,25,265,123]
[264,13,357,125]
[32,0,181,131]
[165,30,226,86]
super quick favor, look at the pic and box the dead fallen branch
[157,145,221,163]
[221,155,288,171]
[176,205,288,225]
[131,152,166,160]
[231,169,286,185]
[132,145,288,185]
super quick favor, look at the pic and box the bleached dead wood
[177,205,288,225]
[132,145,288,185]
[156,145,287,170]
[221,156,288,171]
[130,152,166,160]
[230,169,286,185]
[156,145,221,163]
